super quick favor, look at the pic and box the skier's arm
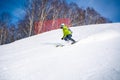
[62,30,67,39]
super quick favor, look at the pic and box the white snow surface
[0,23,120,80]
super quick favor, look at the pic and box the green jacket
[62,25,72,38]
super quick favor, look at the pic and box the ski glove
[61,38,64,40]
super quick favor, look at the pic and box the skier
[60,23,76,44]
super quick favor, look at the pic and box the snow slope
[0,23,120,80]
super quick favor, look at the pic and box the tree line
[0,0,111,45]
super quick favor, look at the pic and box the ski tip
[56,44,64,47]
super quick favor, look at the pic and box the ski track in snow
[0,23,120,80]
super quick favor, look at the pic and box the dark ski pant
[64,34,76,43]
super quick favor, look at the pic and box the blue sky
[67,0,120,22]
[0,0,120,24]
[0,0,25,24]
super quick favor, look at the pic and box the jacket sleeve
[62,29,68,38]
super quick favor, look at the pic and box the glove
[61,38,64,40]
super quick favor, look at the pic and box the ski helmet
[60,23,65,28]
[61,23,65,26]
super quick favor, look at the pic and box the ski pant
[64,34,76,42]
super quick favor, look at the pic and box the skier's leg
[67,35,76,43]
[70,38,76,44]
[64,37,69,41]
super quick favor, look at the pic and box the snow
[0,23,120,80]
